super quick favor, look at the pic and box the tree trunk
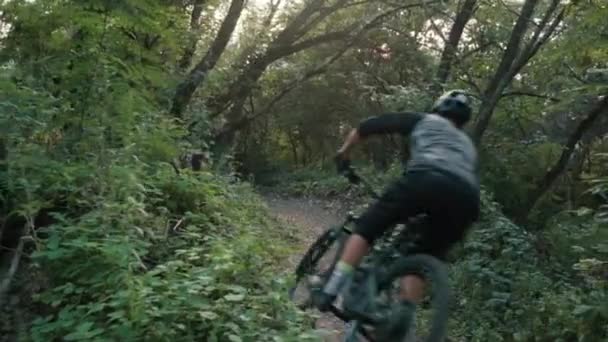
[178,0,206,72]
[471,0,565,144]
[471,0,539,144]
[170,0,245,118]
[520,95,608,221]
[568,142,593,208]
[432,0,477,97]
[288,135,299,166]
[234,0,283,65]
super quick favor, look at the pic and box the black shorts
[354,169,480,260]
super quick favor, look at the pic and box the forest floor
[263,193,349,342]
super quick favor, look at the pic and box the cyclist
[312,90,480,340]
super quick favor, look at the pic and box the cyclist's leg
[391,172,477,342]
[345,175,425,262]
[397,170,479,303]
[315,176,424,309]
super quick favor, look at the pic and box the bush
[261,162,403,200]
[0,79,317,340]
[4,161,317,341]
[449,192,608,341]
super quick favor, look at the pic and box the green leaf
[228,334,242,342]
[224,293,245,302]
[199,311,219,320]
[573,305,594,316]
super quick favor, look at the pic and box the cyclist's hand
[334,153,360,184]
[334,153,351,174]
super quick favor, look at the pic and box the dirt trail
[263,194,349,342]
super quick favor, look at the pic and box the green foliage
[261,162,403,200]
[2,0,608,340]
[0,90,316,339]
[262,167,355,198]
[22,167,315,341]
[0,1,318,340]
[0,71,316,339]
[450,193,608,341]
[481,140,563,216]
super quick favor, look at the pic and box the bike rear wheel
[289,226,350,307]
[374,254,450,342]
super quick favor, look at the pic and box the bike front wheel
[289,226,350,308]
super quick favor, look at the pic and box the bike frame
[293,166,450,342]
[323,168,416,341]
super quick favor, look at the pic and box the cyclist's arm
[337,112,424,158]
[358,112,424,138]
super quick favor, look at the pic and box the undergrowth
[259,163,403,200]
[2,153,317,341]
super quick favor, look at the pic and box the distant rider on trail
[312,90,481,340]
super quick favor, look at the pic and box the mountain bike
[289,167,450,342]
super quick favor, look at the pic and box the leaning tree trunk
[519,95,608,221]
[472,0,565,144]
[471,0,539,144]
[170,0,246,118]
[431,0,477,97]
[178,0,207,72]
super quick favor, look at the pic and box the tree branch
[210,1,433,119]
[529,6,566,56]
[471,0,540,144]
[432,0,478,96]
[457,68,483,96]
[521,95,608,221]
[531,0,560,38]
[564,62,589,84]
[271,29,353,58]
[428,16,449,44]
[459,41,500,61]
[216,41,355,136]
[273,0,324,46]
[497,0,535,23]
[170,0,246,117]
[508,0,565,82]
[501,90,560,102]
[178,0,207,71]
[272,0,435,59]
[292,0,351,42]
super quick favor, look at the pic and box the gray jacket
[358,112,479,190]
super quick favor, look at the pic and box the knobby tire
[379,254,450,342]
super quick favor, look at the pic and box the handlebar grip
[344,168,361,184]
